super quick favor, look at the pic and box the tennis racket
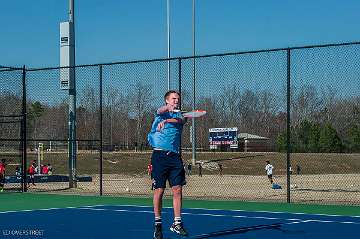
[173,109,207,118]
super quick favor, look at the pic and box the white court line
[78,207,302,221]
[83,204,360,219]
[77,207,360,225]
[2,204,359,225]
[0,205,110,214]
[80,205,106,208]
[181,206,360,219]
[0,206,83,214]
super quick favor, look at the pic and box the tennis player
[148,90,188,239]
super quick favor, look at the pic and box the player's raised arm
[156,118,185,131]
[157,105,179,114]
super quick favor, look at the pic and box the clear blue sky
[1,0,360,68]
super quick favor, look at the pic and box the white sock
[174,216,182,225]
[155,216,162,225]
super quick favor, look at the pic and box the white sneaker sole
[170,227,180,234]
[170,227,188,236]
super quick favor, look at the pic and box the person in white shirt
[265,160,274,184]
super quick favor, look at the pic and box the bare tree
[292,84,323,127]
[78,86,99,140]
[129,82,154,148]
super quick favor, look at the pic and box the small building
[238,133,270,152]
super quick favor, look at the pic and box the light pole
[191,0,196,166]
[167,0,171,90]
[68,0,77,188]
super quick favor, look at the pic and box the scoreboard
[209,127,238,149]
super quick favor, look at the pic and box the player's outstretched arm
[157,105,178,114]
[156,118,185,131]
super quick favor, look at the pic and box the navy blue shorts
[151,150,186,189]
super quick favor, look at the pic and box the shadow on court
[189,223,285,239]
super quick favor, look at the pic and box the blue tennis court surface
[1,205,359,238]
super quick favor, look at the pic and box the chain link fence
[0,68,24,192]
[0,42,359,204]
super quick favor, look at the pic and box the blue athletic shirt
[147,111,184,153]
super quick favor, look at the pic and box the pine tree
[276,132,287,152]
[347,125,360,152]
[318,123,343,153]
[308,123,320,153]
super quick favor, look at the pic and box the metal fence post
[178,58,182,158]
[178,58,182,110]
[286,49,291,203]
[191,58,196,165]
[22,65,27,192]
[99,65,103,196]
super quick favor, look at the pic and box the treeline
[1,83,359,153]
[276,120,360,153]
[0,83,156,150]
[275,84,360,153]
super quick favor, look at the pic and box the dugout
[237,133,270,152]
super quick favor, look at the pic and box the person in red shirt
[0,159,6,192]
[27,162,36,187]
[42,164,49,174]
[147,163,154,190]
[147,163,153,175]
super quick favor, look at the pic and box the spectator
[265,160,274,185]
[187,163,192,176]
[27,162,36,187]
[42,164,49,174]
[218,163,223,176]
[47,164,53,175]
[198,163,202,177]
[147,163,154,190]
[296,165,301,175]
[0,159,6,192]
[147,163,153,176]
[15,166,22,180]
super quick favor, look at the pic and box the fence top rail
[0,67,23,72]
[0,114,24,118]
[0,65,22,69]
[14,41,360,72]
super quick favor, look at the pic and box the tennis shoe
[170,223,188,236]
[153,224,163,239]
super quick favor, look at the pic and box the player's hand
[157,105,179,114]
[157,120,167,131]
[167,105,178,112]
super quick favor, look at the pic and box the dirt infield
[24,173,360,205]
